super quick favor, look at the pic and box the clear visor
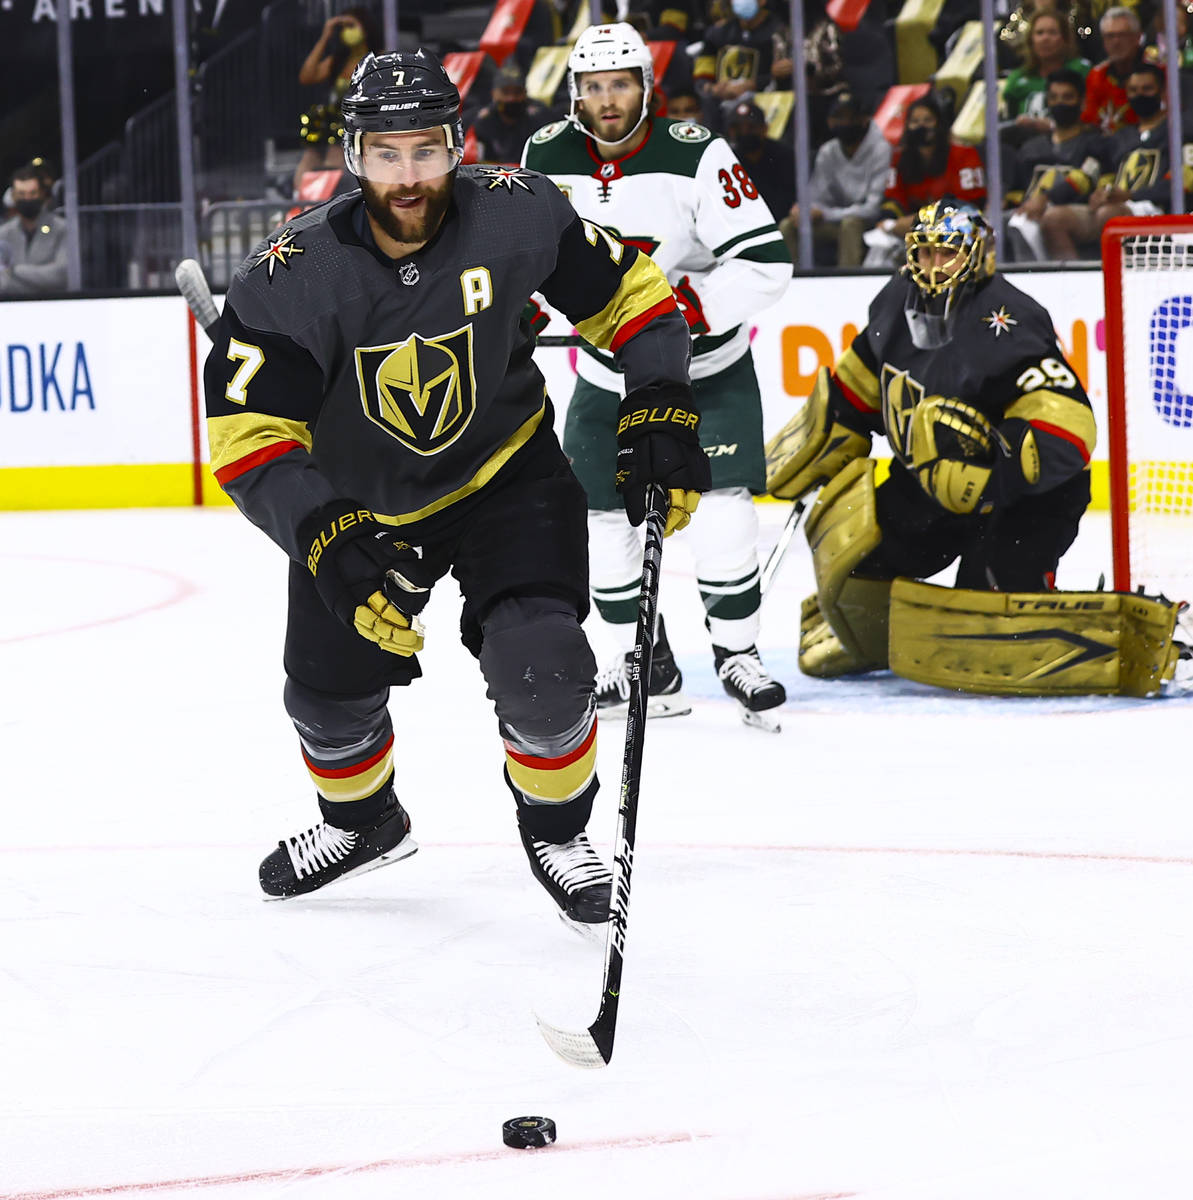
[346,130,463,183]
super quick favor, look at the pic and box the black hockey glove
[615,382,712,536]
[297,500,434,656]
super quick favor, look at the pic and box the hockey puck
[502,1115,556,1149]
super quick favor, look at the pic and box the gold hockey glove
[298,501,434,656]
[616,382,712,536]
[765,367,871,501]
[910,397,1016,515]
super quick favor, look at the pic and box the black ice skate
[520,826,612,936]
[714,645,786,732]
[594,615,691,719]
[259,795,418,899]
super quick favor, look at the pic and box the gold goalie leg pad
[800,457,890,675]
[799,578,893,677]
[888,579,1182,697]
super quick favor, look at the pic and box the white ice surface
[1,505,1191,1200]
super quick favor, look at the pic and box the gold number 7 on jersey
[225,338,265,405]
[581,219,625,265]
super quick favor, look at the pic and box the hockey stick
[175,258,220,342]
[536,484,668,1069]
[759,499,807,604]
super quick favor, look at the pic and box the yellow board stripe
[574,255,674,351]
[0,458,1130,514]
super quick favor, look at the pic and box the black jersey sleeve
[537,194,691,392]
[203,295,342,558]
[980,314,1096,495]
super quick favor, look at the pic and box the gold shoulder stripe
[835,345,880,411]
[208,413,313,480]
[1006,389,1097,459]
[574,255,675,351]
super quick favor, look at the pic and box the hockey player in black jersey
[766,199,1097,682]
[203,50,709,927]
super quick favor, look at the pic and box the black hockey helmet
[903,198,995,349]
[341,50,464,176]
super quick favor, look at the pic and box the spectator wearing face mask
[474,64,549,165]
[725,100,795,220]
[1042,61,1186,258]
[0,162,68,295]
[864,92,986,266]
[293,6,380,194]
[1005,67,1112,260]
[785,92,890,266]
[694,0,793,102]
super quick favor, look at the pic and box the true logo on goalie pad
[355,326,477,456]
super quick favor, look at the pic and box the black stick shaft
[588,484,667,1064]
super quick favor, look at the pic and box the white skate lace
[718,650,773,696]
[285,823,359,879]
[595,655,630,703]
[533,835,612,892]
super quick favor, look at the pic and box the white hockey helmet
[567,23,654,146]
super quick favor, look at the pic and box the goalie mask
[903,199,995,350]
[567,23,654,147]
[341,49,464,182]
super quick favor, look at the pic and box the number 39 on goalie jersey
[522,117,790,383]
[829,271,1097,495]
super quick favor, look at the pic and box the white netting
[1114,231,1193,609]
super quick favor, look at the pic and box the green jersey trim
[713,224,780,258]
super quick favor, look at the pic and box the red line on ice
[2,1132,710,1199]
[0,555,199,646]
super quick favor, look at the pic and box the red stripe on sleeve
[834,374,872,413]
[609,296,679,353]
[214,439,305,486]
[1030,419,1092,464]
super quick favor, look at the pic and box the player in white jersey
[522,23,792,728]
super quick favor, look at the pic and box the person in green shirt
[1002,9,1091,140]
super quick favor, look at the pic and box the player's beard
[578,96,643,145]
[360,173,454,250]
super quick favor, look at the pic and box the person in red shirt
[1080,7,1145,133]
[879,93,986,239]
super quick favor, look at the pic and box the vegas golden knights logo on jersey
[1116,147,1161,193]
[355,326,478,455]
[881,363,925,463]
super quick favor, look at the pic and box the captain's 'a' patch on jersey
[355,325,478,456]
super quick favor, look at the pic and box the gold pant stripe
[504,721,597,803]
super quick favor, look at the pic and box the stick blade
[535,1012,611,1069]
[174,257,220,339]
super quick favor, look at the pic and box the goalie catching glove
[910,396,1040,516]
[616,382,712,536]
[298,500,435,655]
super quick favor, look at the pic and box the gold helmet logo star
[982,305,1018,338]
[251,227,305,280]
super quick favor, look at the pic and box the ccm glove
[615,382,712,536]
[671,275,710,335]
[298,501,434,655]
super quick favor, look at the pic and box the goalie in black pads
[203,50,708,923]
[766,199,1181,696]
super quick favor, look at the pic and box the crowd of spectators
[10,0,1193,296]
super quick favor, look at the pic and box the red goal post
[1100,215,1193,604]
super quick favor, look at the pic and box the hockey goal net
[1101,216,1193,607]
